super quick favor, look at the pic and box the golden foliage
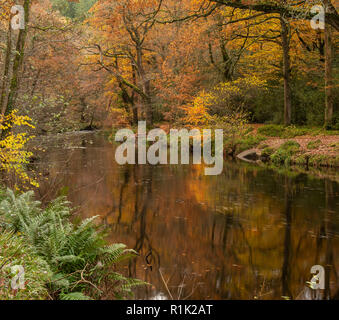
[0,111,38,189]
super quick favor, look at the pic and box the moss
[270,141,300,165]
[324,129,339,136]
[282,126,309,138]
[244,127,254,134]
[265,143,339,168]
[307,139,322,150]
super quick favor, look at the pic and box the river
[30,131,339,300]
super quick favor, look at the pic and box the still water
[32,131,339,300]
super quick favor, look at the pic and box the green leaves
[59,292,92,300]
[99,243,138,265]
[0,188,145,300]
[0,230,52,300]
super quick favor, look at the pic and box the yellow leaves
[0,110,38,189]
[216,75,267,94]
[0,110,35,130]
[0,0,14,22]
[109,107,130,126]
[184,91,216,127]
[189,0,206,10]
[184,76,258,131]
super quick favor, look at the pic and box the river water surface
[32,131,339,300]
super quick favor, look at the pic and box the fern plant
[0,230,52,300]
[0,188,146,300]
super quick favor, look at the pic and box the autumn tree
[85,0,164,125]
[207,0,338,126]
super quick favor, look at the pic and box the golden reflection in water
[34,133,339,300]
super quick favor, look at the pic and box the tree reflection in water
[32,132,339,300]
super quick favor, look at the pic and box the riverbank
[108,123,339,168]
[235,124,339,168]
[11,128,339,300]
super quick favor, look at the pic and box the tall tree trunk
[220,38,233,81]
[0,19,12,115]
[280,16,292,126]
[324,17,334,128]
[30,69,41,99]
[131,64,138,125]
[131,101,138,125]
[136,46,153,125]
[143,90,153,125]
[2,0,31,137]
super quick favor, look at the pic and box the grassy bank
[235,125,339,168]
[0,189,144,300]
[108,123,339,168]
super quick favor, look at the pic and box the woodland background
[0,0,338,135]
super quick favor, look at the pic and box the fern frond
[59,292,92,300]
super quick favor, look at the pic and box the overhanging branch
[210,0,339,30]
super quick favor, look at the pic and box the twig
[159,269,173,300]
[71,264,102,295]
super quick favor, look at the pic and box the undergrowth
[270,141,300,165]
[0,188,145,300]
[258,124,339,138]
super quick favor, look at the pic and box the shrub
[258,124,309,138]
[292,154,308,166]
[270,141,300,165]
[0,188,145,300]
[280,141,301,150]
[257,124,285,137]
[282,126,309,138]
[0,110,38,189]
[206,76,267,117]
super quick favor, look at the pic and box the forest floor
[251,124,339,157]
[247,124,339,168]
[261,135,339,156]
